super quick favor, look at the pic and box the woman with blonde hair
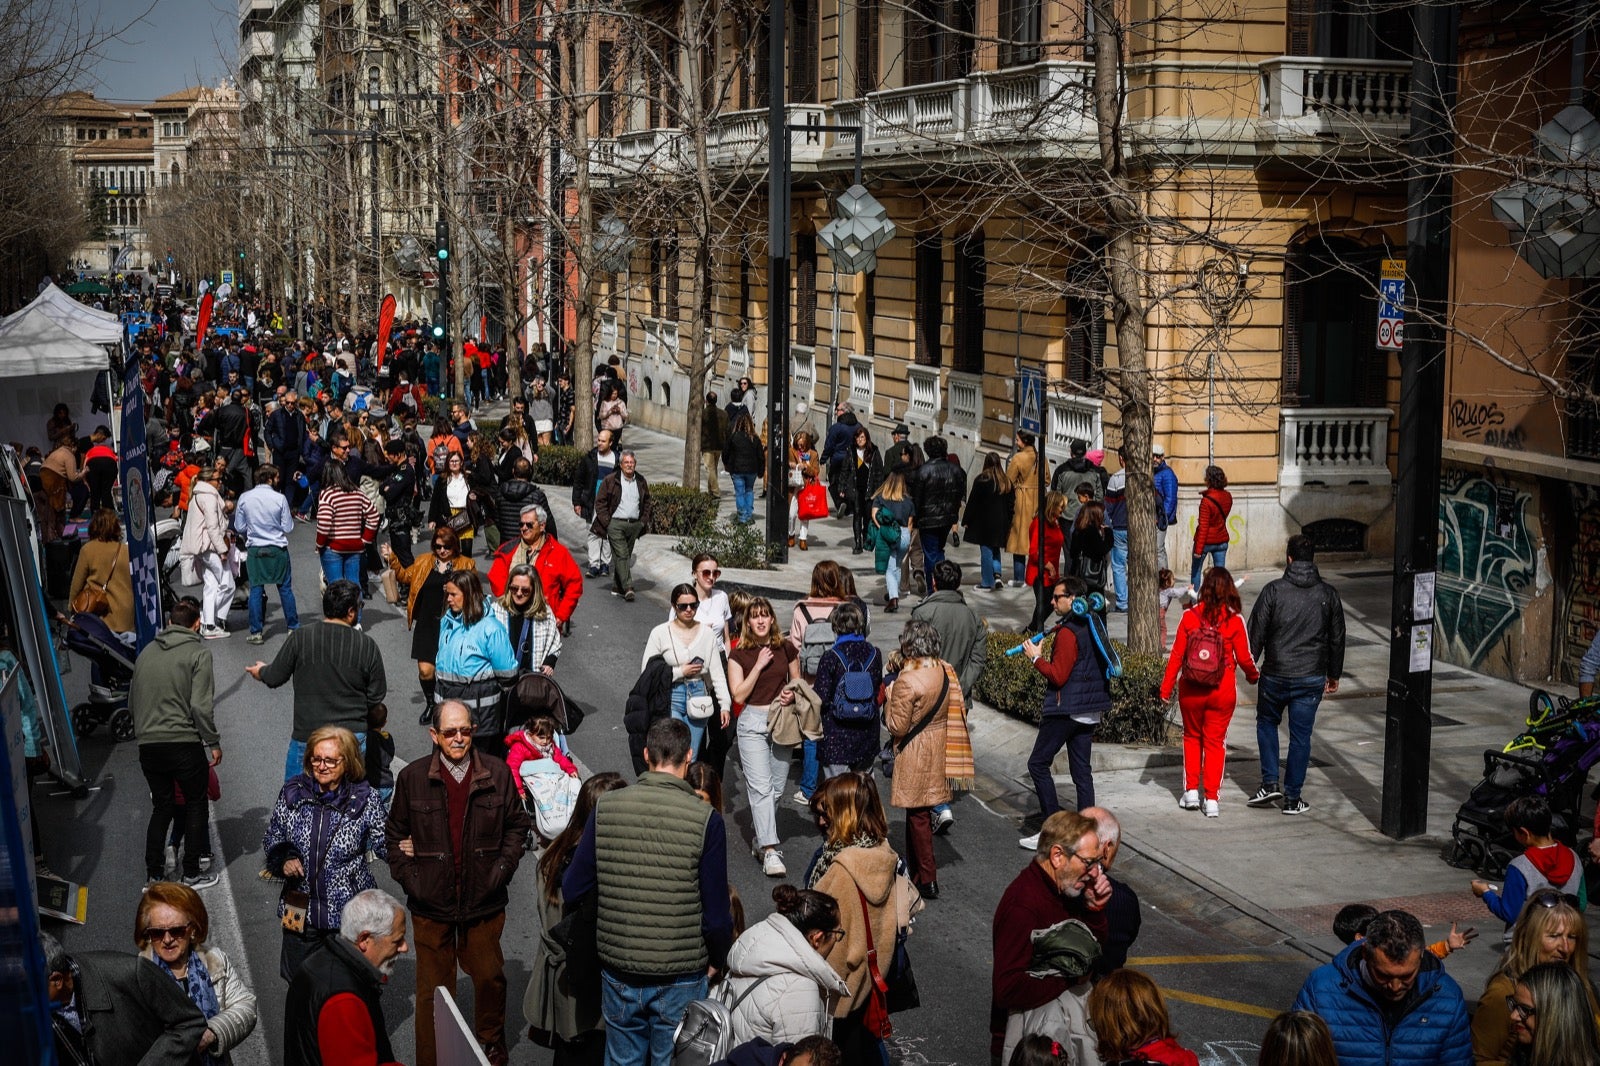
[1473,891,1599,1066]
[788,430,822,550]
[1025,491,1069,589]
[135,881,258,1063]
[499,562,561,675]
[870,467,915,612]
[1006,430,1047,587]
[261,725,387,980]
[964,451,1015,591]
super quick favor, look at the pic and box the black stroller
[61,612,137,741]
[505,672,584,735]
[1448,689,1600,877]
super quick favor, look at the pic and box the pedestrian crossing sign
[1018,368,1044,434]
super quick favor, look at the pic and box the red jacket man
[284,889,409,1066]
[487,503,582,624]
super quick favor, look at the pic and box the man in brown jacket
[590,450,653,601]
[386,700,531,1066]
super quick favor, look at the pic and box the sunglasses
[510,585,534,594]
[520,522,540,529]
[675,601,698,611]
[433,543,452,552]
[144,925,190,942]
[698,569,721,578]
[434,726,472,739]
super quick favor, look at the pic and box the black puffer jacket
[495,477,558,543]
[723,429,765,475]
[1246,560,1346,680]
[623,655,673,775]
[910,459,967,530]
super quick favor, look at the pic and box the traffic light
[435,219,450,266]
[239,250,246,260]
[431,299,446,340]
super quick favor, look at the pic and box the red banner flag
[194,292,214,349]
[376,293,397,368]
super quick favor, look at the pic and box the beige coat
[883,659,960,810]
[1006,447,1046,556]
[813,842,920,1014]
[70,538,134,633]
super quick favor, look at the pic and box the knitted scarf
[944,667,976,792]
[806,833,882,890]
[157,950,221,1066]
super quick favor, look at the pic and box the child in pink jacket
[503,715,578,796]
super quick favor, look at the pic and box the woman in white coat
[180,466,234,637]
[724,884,851,1046]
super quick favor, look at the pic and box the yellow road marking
[1159,988,1281,1019]
[1127,954,1283,965]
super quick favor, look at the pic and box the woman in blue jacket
[434,569,519,760]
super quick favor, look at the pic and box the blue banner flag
[119,356,161,651]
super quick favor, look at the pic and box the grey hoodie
[129,625,218,746]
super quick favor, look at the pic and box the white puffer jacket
[724,912,851,1045]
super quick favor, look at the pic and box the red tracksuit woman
[1160,566,1257,818]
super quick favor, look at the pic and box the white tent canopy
[0,312,112,450]
[10,283,123,346]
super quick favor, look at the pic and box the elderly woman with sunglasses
[136,881,258,1064]
[383,525,476,724]
[1473,891,1600,1066]
[643,581,732,760]
[261,726,388,982]
[498,563,561,675]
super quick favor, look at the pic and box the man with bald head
[1081,806,1141,975]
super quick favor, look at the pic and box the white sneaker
[933,808,955,835]
[761,849,787,877]
[201,625,228,640]
[1018,831,1041,850]
[1203,799,1220,818]
[1178,790,1201,810]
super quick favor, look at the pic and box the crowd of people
[24,287,1600,1066]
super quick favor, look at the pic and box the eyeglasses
[821,929,846,943]
[1053,593,1073,602]
[144,925,190,942]
[698,569,721,578]
[1055,845,1104,871]
[434,726,472,739]
[675,601,698,611]
[1506,996,1538,1020]
[309,755,345,768]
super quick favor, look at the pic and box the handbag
[886,878,921,1013]
[70,578,110,616]
[686,694,717,720]
[380,568,401,605]
[857,890,894,1039]
[796,481,830,520]
[879,669,950,778]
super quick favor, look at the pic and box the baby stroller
[1448,689,1600,877]
[505,672,585,736]
[62,612,137,741]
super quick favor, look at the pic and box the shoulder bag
[857,890,894,1039]
[71,578,111,617]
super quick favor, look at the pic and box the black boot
[418,677,436,725]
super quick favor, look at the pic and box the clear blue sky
[83,0,234,102]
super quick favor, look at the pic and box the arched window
[170,161,181,185]
[1282,236,1387,408]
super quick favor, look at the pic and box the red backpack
[1182,610,1228,687]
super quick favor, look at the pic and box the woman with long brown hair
[963,451,1015,591]
[381,524,476,723]
[728,596,800,877]
[1160,565,1258,818]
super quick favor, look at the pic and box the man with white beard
[990,811,1112,1061]
[284,889,409,1066]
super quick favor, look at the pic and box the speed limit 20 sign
[1377,259,1405,352]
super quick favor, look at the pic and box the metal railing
[1279,406,1393,485]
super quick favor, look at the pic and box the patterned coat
[262,774,388,933]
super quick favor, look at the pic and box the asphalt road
[39,519,1318,1065]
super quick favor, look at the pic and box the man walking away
[234,464,300,644]
[701,391,727,494]
[130,597,221,889]
[284,890,409,1066]
[563,718,734,1066]
[386,701,531,1066]
[909,436,966,588]
[910,559,987,835]
[1246,533,1345,816]
[1152,445,1178,572]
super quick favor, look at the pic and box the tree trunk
[678,0,712,489]
[568,29,597,454]
[505,212,522,402]
[1091,0,1158,656]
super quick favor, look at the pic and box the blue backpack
[829,648,878,722]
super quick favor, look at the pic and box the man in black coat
[909,435,967,588]
[819,401,859,514]
[265,395,308,497]
[42,931,207,1066]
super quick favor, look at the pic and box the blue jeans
[285,733,366,780]
[1013,554,1027,583]
[979,544,1003,588]
[670,679,709,759]
[1191,542,1228,587]
[921,527,950,588]
[884,528,910,600]
[801,738,820,798]
[731,472,757,523]
[1256,675,1324,800]
[248,553,301,635]
[320,550,361,585]
[1028,716,1095,815]
[1110,529,1129,609]
[601,968,707,1066]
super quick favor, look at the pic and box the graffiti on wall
[1437,470,1538,666]
[1562,484,1600,681]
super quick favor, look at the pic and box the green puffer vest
[594,771,713,976]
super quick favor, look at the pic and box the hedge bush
[648,484,720,537]
[534,445,586,488]
[674,517,778,570]
[977,630,1174,745]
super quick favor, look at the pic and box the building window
[739,247,752,326]
[998,0,1041,67]
[1282,237,1385,408]
[792,0,818,104]
[665,235,680,319]
[914,230,943,366]
[855,0,880,96]
[952,232,985,374]
[1286,0,1407,60]
[796,234,817,346]
[597,40,618,135]
[1565,283,1600,460]
[906,0,975,85]
[649,240,663,317]
[862,271,876,358]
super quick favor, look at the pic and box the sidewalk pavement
[524,416,1557,982]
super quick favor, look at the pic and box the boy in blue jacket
[1470,796,1585,941]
